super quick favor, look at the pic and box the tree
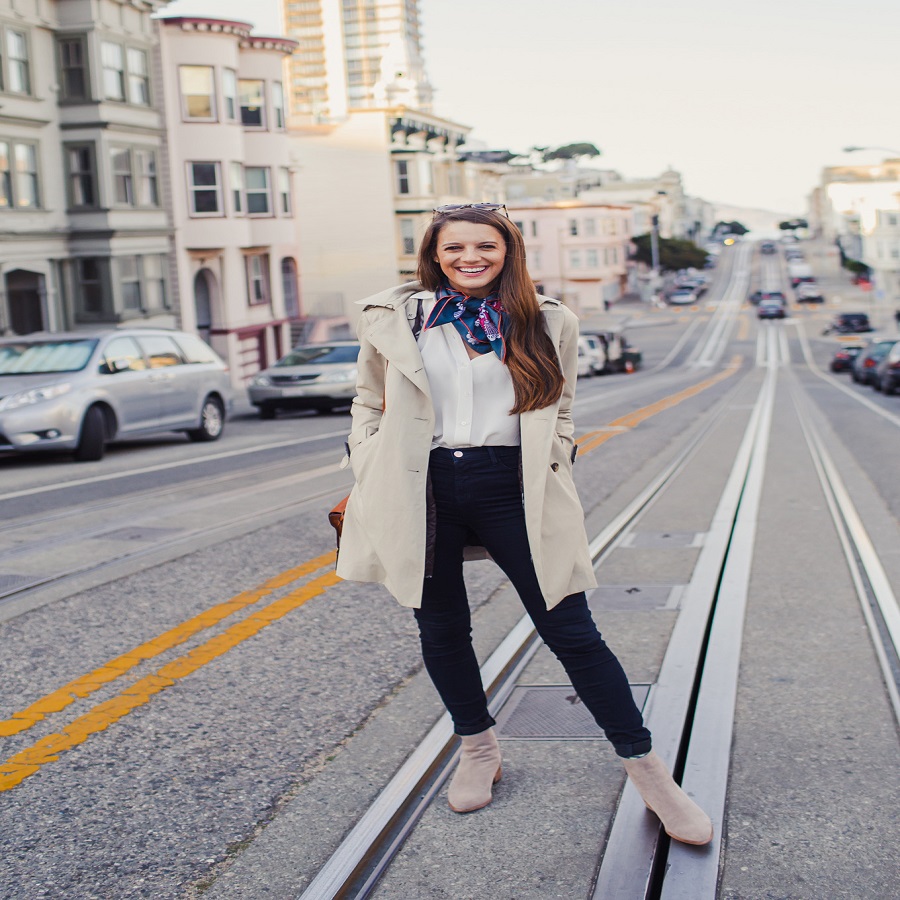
[542,142,601,161]
[630,233,709,271]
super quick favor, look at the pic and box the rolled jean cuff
[613,737,652,759]
[454,714,496,737]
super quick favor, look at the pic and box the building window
[584,218,596,236]
[0,142,10,208]
[281,258,300,318]
[0,140,40,209]
[75,258,111,318]
[396,160,409,195]
[223,68,237,120]
[531,221,538,237]
[245,166,271,215]
[239,79,265,127]
[187,162,222,216]
[569,219,578,236]
[136,149,158,206]
[586,248,598,267]
[531,249,542,270]
[513,220,524,234]
[231,162,244,214]
[58,37,89,101]
[400,218,415,255]
[568,250,582,268]
[127,48,150,105]
[245,254,271,305]
[180,66,217,120]
[119,256,142,310]
[101,42,125,100]
[279,168,291,215]
[272,81,285,129]
[66,143,97,209]
[6,29,31,94]
[143,254,168,309]
[111,147,134,205]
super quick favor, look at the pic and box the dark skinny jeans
[413,445,652,759]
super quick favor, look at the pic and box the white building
[0,0,171,336]
[283,0,432,122]
[158,16,301,384]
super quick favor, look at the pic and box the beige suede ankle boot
[447,728,502,813]
[622,751,713,845]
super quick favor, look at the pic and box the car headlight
[0,382,72,411]
[315,368,358,385]
[251,374,272,387]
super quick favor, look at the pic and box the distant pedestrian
[894,309,900,329]
[603,299,611,312]
[336,204,712,844]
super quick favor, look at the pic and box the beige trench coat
[335,282,597,609]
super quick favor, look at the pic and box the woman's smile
[435,222,506,297]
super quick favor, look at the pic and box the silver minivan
[0,329,233,461]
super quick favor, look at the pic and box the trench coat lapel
[364,301,432,401]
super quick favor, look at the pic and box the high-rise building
[283,0,433,122]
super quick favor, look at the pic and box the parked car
[795,283,824,303]
[823,313,873,335]
[851,338,898,386]
[757,297,786,319]
[759,241,777,254]
[829,343,866,372]
[666,288,698,306]
[874,340,900,394]
[0,329,233,461]
[248,341,361,417]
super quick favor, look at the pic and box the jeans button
[453,450,464,458]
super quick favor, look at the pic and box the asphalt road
[0,243,898,899]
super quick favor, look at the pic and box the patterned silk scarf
[423,284,507,361]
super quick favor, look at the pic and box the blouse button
[550,462,560,472]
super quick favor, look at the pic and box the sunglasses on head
[432,203,508,219]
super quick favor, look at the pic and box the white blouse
[418,304,520,449]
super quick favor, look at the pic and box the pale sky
[161,0,900,214]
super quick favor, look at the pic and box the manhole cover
[588,584,684,611]
[495,684,651,740]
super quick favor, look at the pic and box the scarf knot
[423,284,506,361]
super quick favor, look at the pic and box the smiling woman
[334,205,713,842]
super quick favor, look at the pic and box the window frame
[245,253,271,306]
[245,165,272,217]
[230,161,244,215]
[186,161,224,217]
[0,137,41,210]
[396,159,410,195]
[179,65,218,122]
[57,34,91,102]
[399,217,415,255]
[126,46,151,106]
[100,40,126,101]
[239,78,266,128]
[64,141,99,210]
[223,68,238,121]
[109,145,159,208]
[110,146,134,206]
[73,257,113,321]
[272,81,285,129]
[118,255,143,312]
[4,26,32,95]
[278,167,291,216]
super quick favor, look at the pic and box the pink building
[508,204,635,317]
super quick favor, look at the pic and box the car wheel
[73,405,106,462]
[883,378,896,396]
[188,395,225,442]
[258,405,277,420]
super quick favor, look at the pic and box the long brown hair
[417,207,565,413]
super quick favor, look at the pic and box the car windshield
[274,345,360,367]
[0,339,98,374]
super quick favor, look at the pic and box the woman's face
[434,221,506,298]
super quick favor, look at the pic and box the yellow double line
[0,551,338,791]
[0,357,743,792]
[576,355,742,456]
